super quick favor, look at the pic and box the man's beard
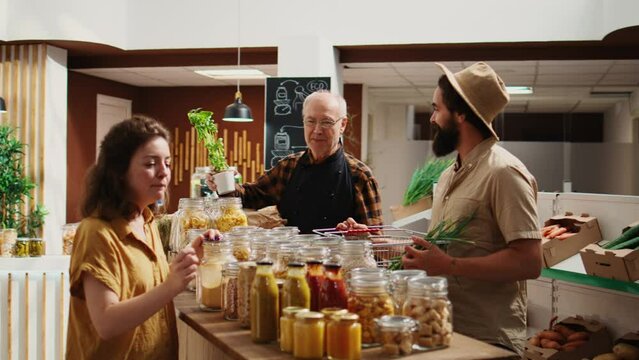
[432,119,459,157]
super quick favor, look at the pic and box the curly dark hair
[81,115,171,220]
[438,75,493,140]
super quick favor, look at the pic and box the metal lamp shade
[222,96,253,122]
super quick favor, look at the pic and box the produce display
[528,316,591,352]
[602,223,639,250]
[401,158,453,206]
[541,223,578,240]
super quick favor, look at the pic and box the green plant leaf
[402,158,454,206]
[187,108,228,171]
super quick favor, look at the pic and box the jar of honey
[293,311,325,359]
[327,312,362,360]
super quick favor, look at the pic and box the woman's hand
[190,229,222,260]
[401,236,454,276]
[166,247,199,294]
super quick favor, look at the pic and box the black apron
[278,148,354,234]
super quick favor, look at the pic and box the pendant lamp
[223,0,253,122]
[0,97,7,113]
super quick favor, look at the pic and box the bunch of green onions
[388,212,475,271]
[402,158,454,206]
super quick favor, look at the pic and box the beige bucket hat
[435,62,509,140]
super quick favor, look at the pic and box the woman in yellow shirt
[66,115,211,359]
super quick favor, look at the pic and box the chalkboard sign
[264,77,330,169]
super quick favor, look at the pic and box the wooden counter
[175,292,515,360]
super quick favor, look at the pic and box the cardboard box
[541,213,602,267]
[580,220,639,282]
[389,196,432,221]
[525,316,612,360]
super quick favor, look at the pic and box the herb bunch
[402,158,453,206]
[187,108,228,171]
[388,212,475,271]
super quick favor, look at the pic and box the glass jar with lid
[266,239,291,263]
[297,245,328,264]
[61,223,78,256]
[270,226,300,239]
[280,306,309,353]
[224,232,251,262]
[214,197,248,233]
[273,243,299,279]
[14,237,30,257]
[293,311,325,359]
[196,237,237,311]
[0,228,18,257]
[249,234,273,262]
[339,240,377,275]
[190,166,213,198]
[312,237,343,263]
[327,312,362,360]
[222,262,240,320]
[169,198,212,257]
[403,276,452,350]
[237,261,257,328]
[28,238,45,256]
[375,315,419,356]
[347,276,394,347]
[389,269,427,314]
[250,260,280,343]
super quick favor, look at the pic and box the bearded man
[401,62,542,356]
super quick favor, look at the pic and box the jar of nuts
[389,269,427,314]
[403,276,452,350]
[347,276,395,347]
[375,315,419,356]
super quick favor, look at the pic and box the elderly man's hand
[336,217,368,231]
[205,173,218,193]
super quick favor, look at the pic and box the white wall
[3,0,639,50]
[604,99,634,143]
[44,46,67,255]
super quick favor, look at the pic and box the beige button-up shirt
[430,138,541,354]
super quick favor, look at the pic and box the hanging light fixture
[223,0,253,122]
[0,97,7,113]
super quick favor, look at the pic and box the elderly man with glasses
[207,90,383,234]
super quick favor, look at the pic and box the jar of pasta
[293,311,325,359]
[389,269,426,314]
[61,223,78,256]
[197,238,236,311]
[327,312,361,360]
[347,276,394,347]
[403,276,452,350]
[224,232,251,262]
[222,262,240,320]
[375,315,419,356]
[280,306,308,353]
[214,197,248,233]
[237,261,257,328]
[169,198,212,258]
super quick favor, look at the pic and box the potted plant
[0,124,48,256]
[187,108,235,195]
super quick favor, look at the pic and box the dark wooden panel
[343,84,363,159]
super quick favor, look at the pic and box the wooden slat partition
[0,44,47,234]
[169,127,265,186]
[1,270,70,360]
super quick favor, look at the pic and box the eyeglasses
[302,117,343,129]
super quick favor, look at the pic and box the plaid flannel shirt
[236,148,383,226]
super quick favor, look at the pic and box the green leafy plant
[402,158,454,206]
[187,108,229,172]
[388,211,475,270]
[0,125,48,237]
